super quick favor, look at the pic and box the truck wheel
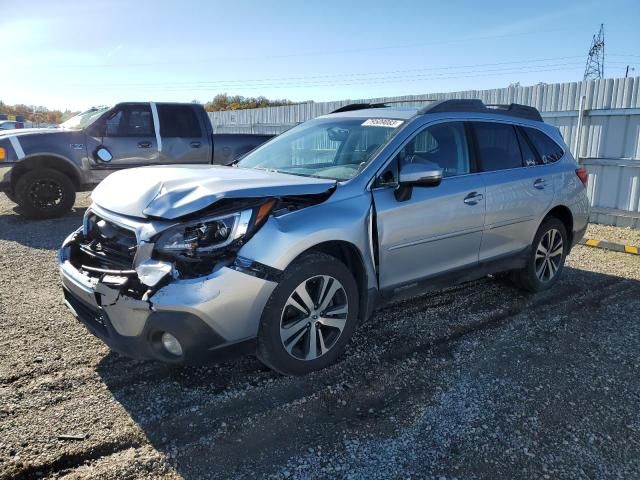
[257,252,359,375]
[14,168,76,219]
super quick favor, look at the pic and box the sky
[1,0,639,111]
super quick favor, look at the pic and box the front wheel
[513,217,568,292]
[14,168,76,219]
[257,252,359,375]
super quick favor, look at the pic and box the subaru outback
[58,99,590,375]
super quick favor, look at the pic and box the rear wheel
[14,168,76,219]
[513,217,568,292]
[257,252,359,375]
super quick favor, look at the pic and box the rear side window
[472,122,523,171]
[158,105,202,137]
[523,127,564,164]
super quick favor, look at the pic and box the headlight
[155,200,274,256]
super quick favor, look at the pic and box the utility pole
[584,24,605,80]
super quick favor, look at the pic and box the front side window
[523,127,564,164]
[473,122,523,171]
[400,122,470,178]
[237,117,402,181]
[104,105,153,137]
[158,105,202,137]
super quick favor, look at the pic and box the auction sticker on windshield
[362,118,404,128]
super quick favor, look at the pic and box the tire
[257,252,360,375]
[14,168,76,219]
[513,217,568,293]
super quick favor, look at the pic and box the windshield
[237,117,403,181]
[60,106,110,130]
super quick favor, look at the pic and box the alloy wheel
[535,228,564,282]
[28,179,64,209]
[279,275,349,361]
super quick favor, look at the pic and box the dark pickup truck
[0,102,273,218]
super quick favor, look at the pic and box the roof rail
[418,99,485,115]
[330,103,387,113]
[331,99,438,114]
[418,99,543,122]
[485,103,543,122]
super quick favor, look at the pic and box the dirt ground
[1,193,639,479]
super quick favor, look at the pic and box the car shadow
[0,205,87,250]
[94,266,640,478]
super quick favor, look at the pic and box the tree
[0,101,75,124]
[203,93,297,112]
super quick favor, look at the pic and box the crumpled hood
[92,165,336,219]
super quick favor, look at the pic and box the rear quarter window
[523,127,564,164]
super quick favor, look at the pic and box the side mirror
[395,161,443,201]
[398,161,443,186]
[95,147,113,162]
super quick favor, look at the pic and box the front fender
[238,193,377,290]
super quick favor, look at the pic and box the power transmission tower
[584,24,605,80]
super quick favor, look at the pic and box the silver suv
[58,100,590,375]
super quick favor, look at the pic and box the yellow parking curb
[579,238,639,256]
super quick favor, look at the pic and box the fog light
[161,332,183,356]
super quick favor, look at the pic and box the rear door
[373,121,485,290]
[156,104,210,164]
[89,103,158,169]
[471,121,555,261]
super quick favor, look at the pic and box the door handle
[533,178,547,190]
[138,141,151,148]
[463,192,484,205]
[190,141,201,148]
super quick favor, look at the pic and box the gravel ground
[586,223,640,246]
[1,193,639,479]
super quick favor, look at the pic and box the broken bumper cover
[57,237,278,364]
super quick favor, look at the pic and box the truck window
[105,105,153,137]
[157,105,202,137]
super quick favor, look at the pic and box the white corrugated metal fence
[209,77,640,227]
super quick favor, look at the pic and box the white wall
[209,77,640,228]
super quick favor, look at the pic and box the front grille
[63,288,108,337]
[73,214,138,272]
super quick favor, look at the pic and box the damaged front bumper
[58,229,278,364]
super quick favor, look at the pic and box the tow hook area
[95,276,151,337]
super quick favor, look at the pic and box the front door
[89,103,158,170]
[373,121,486,291]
